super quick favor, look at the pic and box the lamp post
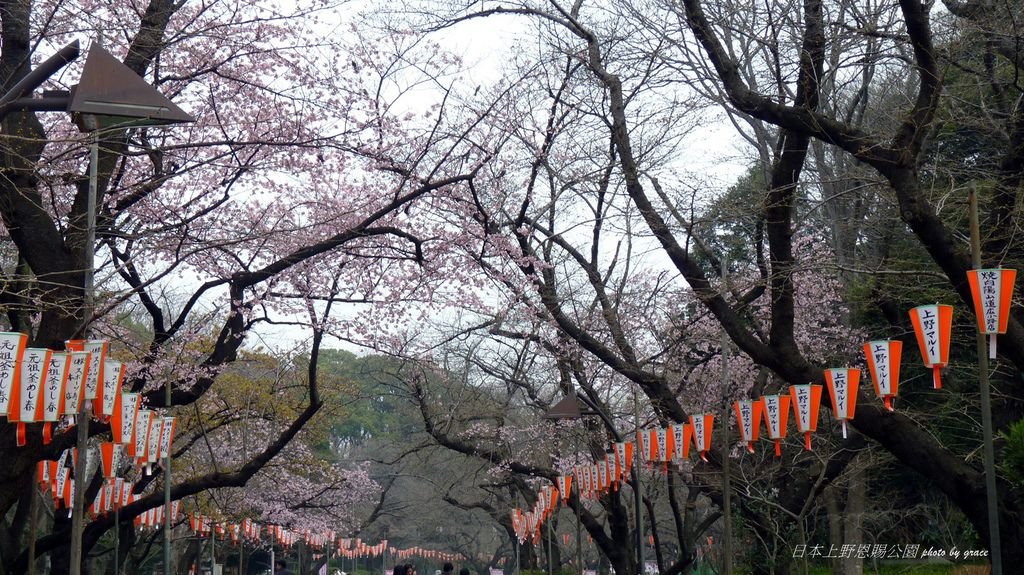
[541,392,640,575]
[63,41,193,575]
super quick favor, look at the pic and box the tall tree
[381,0,1024,570]
[0,0,485,572]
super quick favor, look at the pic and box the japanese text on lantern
[21,350,46,417]
[64,353,88,411]
[692,416,705,449]
[44,354,66,417]
[0,337,19,410]
[766,397,780,434]
[158,417,175,458]
[795,386,810,429]
[872,343,891,394]
[919,306,939,361]
[739,401,753,437]
[831,370,847,413]
[979,270,1001,332]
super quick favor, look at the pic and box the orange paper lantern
[94,360,125,420]
[557,474,572,502]
[689,413,714,462]
[761,394,790,456]
[99,441,118,481]
[864,340,902,411]
[145,415,163,473]
[60,351,90,418]
[0,332,28,416]
[66,340,107,403]
[733,399,762,453]
[670,423,691,462]
[9,348,52,446]
[909,304,953,389]
[789,384,822,451]
[824,368,859,438]
[615,441,634,477]
[111,392,139,445]
[967,268,1017,358]
[41,352,70,444]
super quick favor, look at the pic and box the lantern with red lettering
[41,352,70,444]
[967,268,1017,358]
[789,384,822,451]
[761,394,790,456]
[0,332,28,417]
[9,348,52,446]
[909,304,953,389]
[733,399,761,453]
[824,368,859,438]
[864,339,902,410]
[689,413,714,462]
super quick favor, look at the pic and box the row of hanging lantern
[0,336,110,446]
[36,448,179,524]
[36,425,176,519]
[188,513,263,544]
[187,515,462,563]
[0,334,178,454]
[505,269,1017,547]
[510,482,562,544]
[35,422,177,505]
[21,337,179,525]
[681,269,1016,457]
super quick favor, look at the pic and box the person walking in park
[275,558,294,575]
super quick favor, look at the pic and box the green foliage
[316,349,422,447]
[1001,418,1024,486]
[691,164,767,270]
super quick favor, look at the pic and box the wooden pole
[969,188,1003,575]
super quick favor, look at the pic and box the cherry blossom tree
[0,0,490,572]
[370,0,1024,571]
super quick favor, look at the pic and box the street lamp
[541,393,628,575]
[63,42,193,575]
